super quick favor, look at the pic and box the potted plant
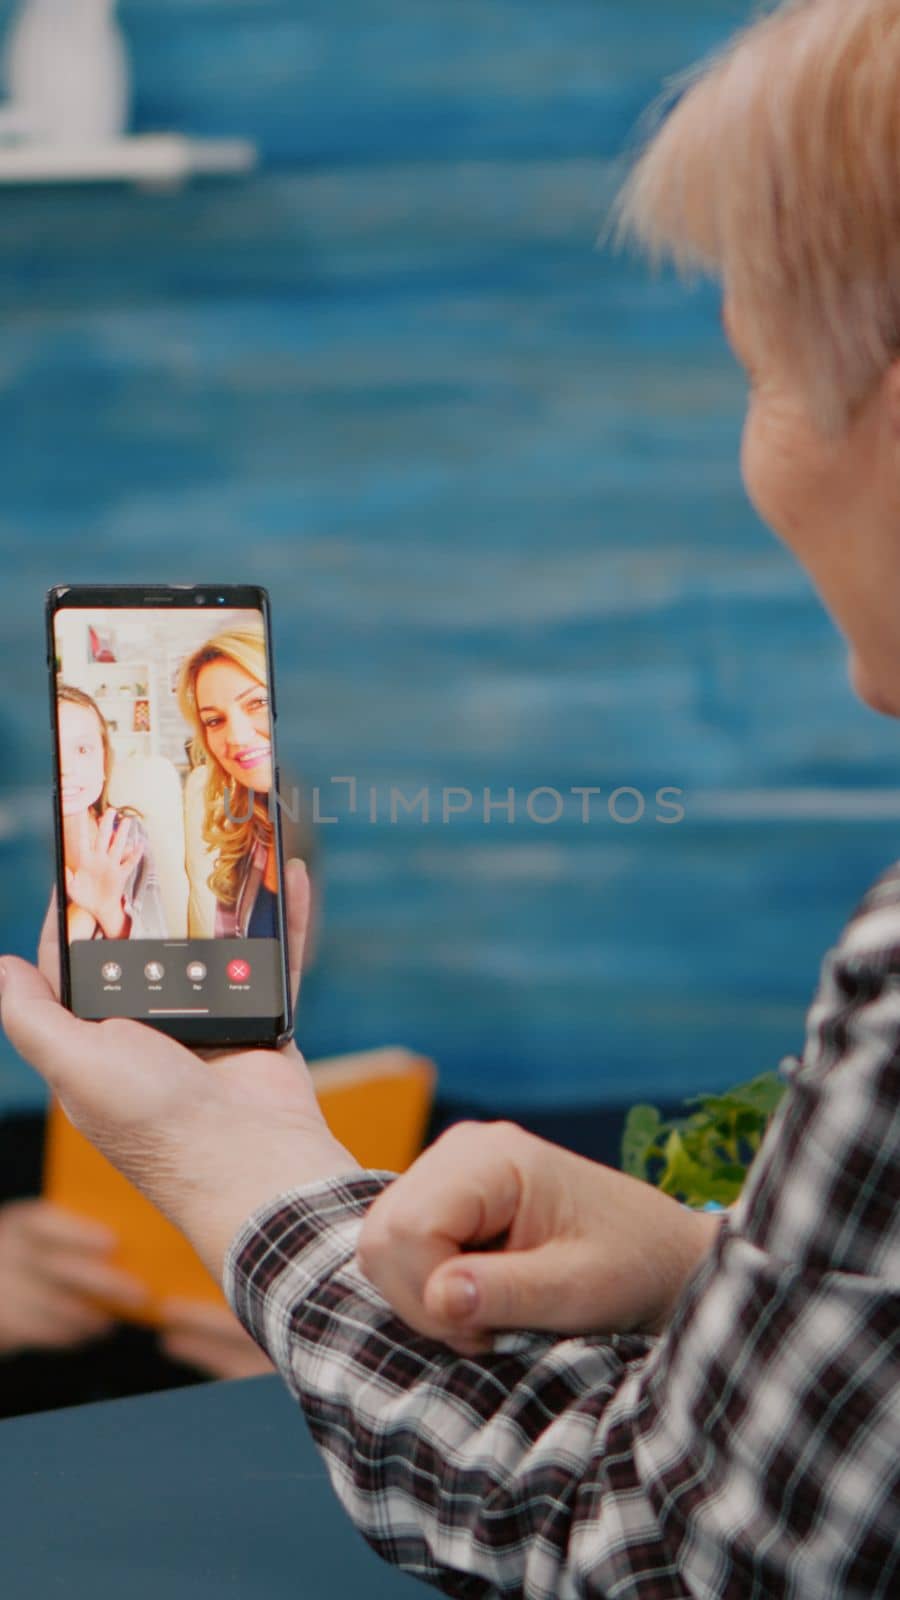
[622,1072,788,1208]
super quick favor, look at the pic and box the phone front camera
[195,594,206,605]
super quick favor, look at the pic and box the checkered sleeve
[626,863,900,1598]
[223,864,900,1600]
[223,1171,677,1598]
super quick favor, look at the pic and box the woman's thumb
[426,1246,566,1333]
[0,956,79,1091]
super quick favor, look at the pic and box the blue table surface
[0,1373,425,1599]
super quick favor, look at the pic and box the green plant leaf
[623,1071,789,1203]
[658,1129,716,1202]
[687,1072,786,1118]
[621,1104,663,1179]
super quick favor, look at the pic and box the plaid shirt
[225,865,900,1599]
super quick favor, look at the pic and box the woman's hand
[0,860,360,1284]
[157,1297,276,1379]
[66,903,97,942]
[355,1121,724,1355]
[0,1198,148,1357]
[65,810,144,939]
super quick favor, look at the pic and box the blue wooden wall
[1,0,898,1111]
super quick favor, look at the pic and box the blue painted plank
[0,1,896,1111]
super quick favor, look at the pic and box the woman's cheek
[90,756,105,802]
[740,396,815,549]
[740,399,782,531]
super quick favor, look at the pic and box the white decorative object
[0,0,258,188]
[0,134,257,186]
[3,0,130,145]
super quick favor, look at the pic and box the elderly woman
[1,2,899,1594]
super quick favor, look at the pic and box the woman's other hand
[157,1297,276,1379]
[64,810,144,939]
[355,1122,724,1355]
[0,1198,147,1357]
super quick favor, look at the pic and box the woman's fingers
[15,1202,144,1304]
[157,1296,274,1376]
[3,1282,116,1351]
[0,954,200,1149]
[284,857,312,1008]
[159,1327,274,1378]
[358,1122,524,1262]
[0,957,98,1099]
[97,807,116,851]
[108,816,130,863]
[353,1122,635,1348]
[423,1238,597,1337]
[38,889,61,999]
[113,818,141,869]
[355,1122,531,1348]
[157,1297,240,1336]
[118,839,145,875]
[33,1247,148,1309]
[15,1198,114,1253]
[4,1201,147,1302]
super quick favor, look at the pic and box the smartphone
[45,584,293,1049]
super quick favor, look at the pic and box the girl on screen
[57,685,167,941]
[177,625,279,939]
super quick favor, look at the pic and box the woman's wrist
[664,1206,725,1323]
[159,1123,363,1285]
[635,1202,725,1335]
[97,901,130,939]
[66,904,97,940]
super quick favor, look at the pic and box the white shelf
[0,132,257,186]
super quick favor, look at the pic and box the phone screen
[46,586,292,1047]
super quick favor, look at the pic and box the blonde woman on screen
[177,625,279,939]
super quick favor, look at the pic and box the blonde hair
[177,624,271,908]
[612,0,900,434]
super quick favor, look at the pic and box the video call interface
[52,605,284,1021]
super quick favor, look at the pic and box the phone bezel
[45,583,293,1050]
